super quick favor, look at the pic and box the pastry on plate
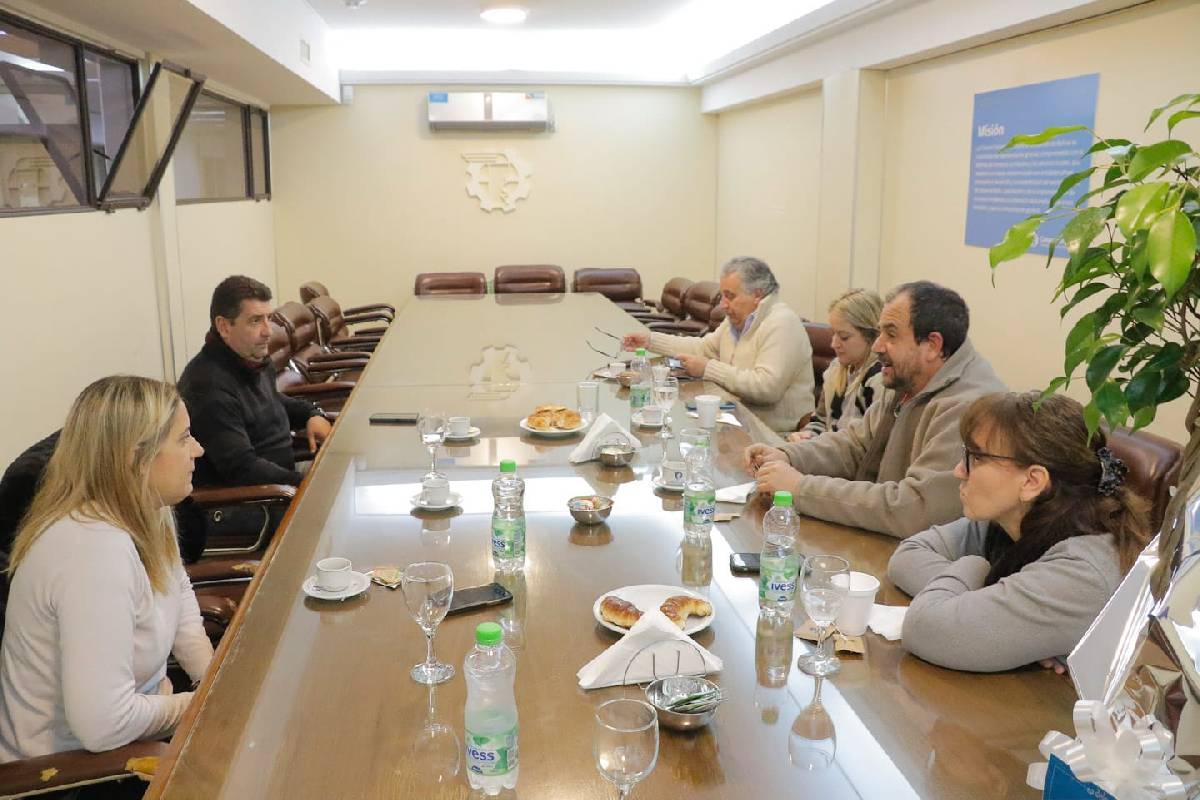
[600,595,643,628]
[659,595,714,628]
[553,409,582,429]
[526,413,555,430]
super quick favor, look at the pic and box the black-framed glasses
[961,445,1022,475]
[586,339,619,360]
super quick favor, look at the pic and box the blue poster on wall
[964,74,1100,254]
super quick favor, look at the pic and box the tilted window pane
[0,23,86,210]
[249,108,267,197]
[102,66,194,204]
[84,50,136,195]
[175,91,248,201]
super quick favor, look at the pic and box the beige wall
[879,0,1200,439]
[270,85,717,310]
[715,89,823,318]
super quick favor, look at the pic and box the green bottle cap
[499,459,516,473]
[773,491,793,507]
[476,622,503,646]
[636,348,647,356]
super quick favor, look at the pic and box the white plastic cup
[577,380,600,423]
[608,361,626,376]
[833,571,881,637]
[316,557,352,592]
[695,394,721,428]
[448,416,471,437]
[422,475,450,505]
[640,406,664,426]
[660,460,687,487]
[652,364,670,383]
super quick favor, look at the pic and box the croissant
[659,595,714,628]
[600,595,643,628]
[526,413,555,430]
[554,409,582,429]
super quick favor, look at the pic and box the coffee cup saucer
[444,426,481,441]
[410,491,462,511]
[631,409,664,429]
[651,473,684,492]
[303,571,370,601]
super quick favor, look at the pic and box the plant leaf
[1147,93,1200,130]
[1061,207,1111,256]
[1147,209,1198,298]
[1131,406,1157,430]
[1157,369,1190,403]
[1167,109,1200,135]
[1128,140,1194,182]
[1130,305,1165,331]
[1124,369,1162,411]
[1049,168,1095,208]
[1086,345,1126,392]
[1086,138,1132,155]
[1083,400,1101,440]
[1002,125,1088,150]
[1060,283,1109,318]
[989,215,1043,268]
[1094,382,1129,430]
[1042,376,1069,398]
[1145,342,1186,372]
[1115,182,1170,237]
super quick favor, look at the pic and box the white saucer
[593,584,715,636]
[303,571,371,601]
[410,491,462,511]
[593,367,624,380]
[519,417,589,438]
[652,473,684,492]
[444,426,482,441]
[631,409,664,429]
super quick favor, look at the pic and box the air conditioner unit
[427,91,551,132]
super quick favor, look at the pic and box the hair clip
[1096,446,1128,497]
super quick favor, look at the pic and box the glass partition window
[83,50,137,195]
[174,91,250,202]
[249,107,269,198]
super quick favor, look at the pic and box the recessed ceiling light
[345,0,367,9]
[480,5,527,25]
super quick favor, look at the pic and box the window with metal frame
[174,89,253,203]
[248,106,270,200]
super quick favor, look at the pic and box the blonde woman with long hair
[789,288,888,442]
[0,376,213,762]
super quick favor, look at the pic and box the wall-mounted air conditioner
[427,91,552,132]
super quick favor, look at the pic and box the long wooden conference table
[147,293,1075,799]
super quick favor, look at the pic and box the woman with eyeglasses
[0,376,213,764]
[887,391,1150,672]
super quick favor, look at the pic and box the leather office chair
[805,322,836,394]
[299,280,395,320]
[268,319,355,415]
[572,268,646,313]
[307,296,389,353]
[273,302,370,383]
[1106,428,1184,530]
[414,271,488,296]
[494,265,566,294]
[629,277,695,324]
[647,281,722,337]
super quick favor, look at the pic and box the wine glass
[401,561,454,684]
[417,411,447,480]
[409,684,461,790]
[653,377,679,442]
[797,555,850,677]
[789,677,837,771]
[594,698,659,799]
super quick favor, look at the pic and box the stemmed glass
[797,555,850,677]
[401,561,455,684]
[410,684,461,790]
[418,411,447,480]
[594,698,659,799]
[789,677,837,771]
[653,377,679,438]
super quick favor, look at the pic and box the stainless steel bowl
[597,443,635,468]
[617,371,639,388]
[567,495,613,525]
[644,676,721,731]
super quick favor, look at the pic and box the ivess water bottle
[491,460,526,572]
[629,347,652,411]
[465,622,519,795]
[760,491,801,617]
[683,441,716,538]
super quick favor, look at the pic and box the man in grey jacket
[746,281,1006,538]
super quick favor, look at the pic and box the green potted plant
[989,93,1199,595]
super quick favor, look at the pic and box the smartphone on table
[447,583,514,615]
[729,553,761,574]
[369,412,419,425]
[684,400,737,412]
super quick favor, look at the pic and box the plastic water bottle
[629,348,652,411]
[465,622,519,795]
[683,442,716,538]
[760,491,801,617]
[491,460,525,572]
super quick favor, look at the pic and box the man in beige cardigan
[622,257,815,433]
[746,281,1006,538]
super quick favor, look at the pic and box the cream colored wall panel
[269,85,717,312]
[715,89,822,319]
[0,211,163,466]
[176,201,279,361]
[879,0,1200,439]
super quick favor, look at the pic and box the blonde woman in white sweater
[789,288,887,442]
[0,376,213,761]
[623,257,815,433]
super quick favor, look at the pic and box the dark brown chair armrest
[187,557,258,584]
[306,359,367,374]
[322,348,374,360]
[307,351,369,365]
[0,739,168,796]
[195,592,240,626]
[346,324,388,336]
[344,303,395,317]
[331,335,381,347]
[629,312,675,322]
[281,381,356,397]
[190,485,295,507]
[343,311,392,325]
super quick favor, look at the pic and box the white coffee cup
[833,571,881,637]
[640,406,664,425]
[448,416,471,437]
[609,361,626,376]
[695,394,721,428]
[660,460,687,487]
[316,557,353,592]
[422,475,450,505]
[652,364,670,383]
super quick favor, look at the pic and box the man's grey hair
[720,256,779,296]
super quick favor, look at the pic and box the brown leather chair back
[805,322,835,389]
[659,277,694,318]
[272,302,321,355]
[307,296,347,345]
[414,272,488,296]
[1106,428,1184,530]
[299,281,330,304]
[708,304,726,332]
[681,281,721,324]
[267,320,292,373]
[494,265,566,294]
[572,268,642,302]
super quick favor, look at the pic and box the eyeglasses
[586,326,622,360]
[961,445,1022,475]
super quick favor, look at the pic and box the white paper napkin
[867,604,907,641]
[577,611,723,690]
[714,481,757,504]
[569,413,640,464]
[686,411,742,427]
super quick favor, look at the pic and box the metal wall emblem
[462,150,532,213]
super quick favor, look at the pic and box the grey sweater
[888,517,1121,672]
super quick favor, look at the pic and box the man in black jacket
[178,275,332,489]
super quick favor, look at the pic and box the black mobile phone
[448,583,514,615]
[729,552,761,574]
[685,400,737,412]
[369,412,419,425]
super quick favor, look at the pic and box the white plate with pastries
[518,407,589,438]
[593,584,715,637]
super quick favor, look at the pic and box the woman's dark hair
[960,391,1150,584]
